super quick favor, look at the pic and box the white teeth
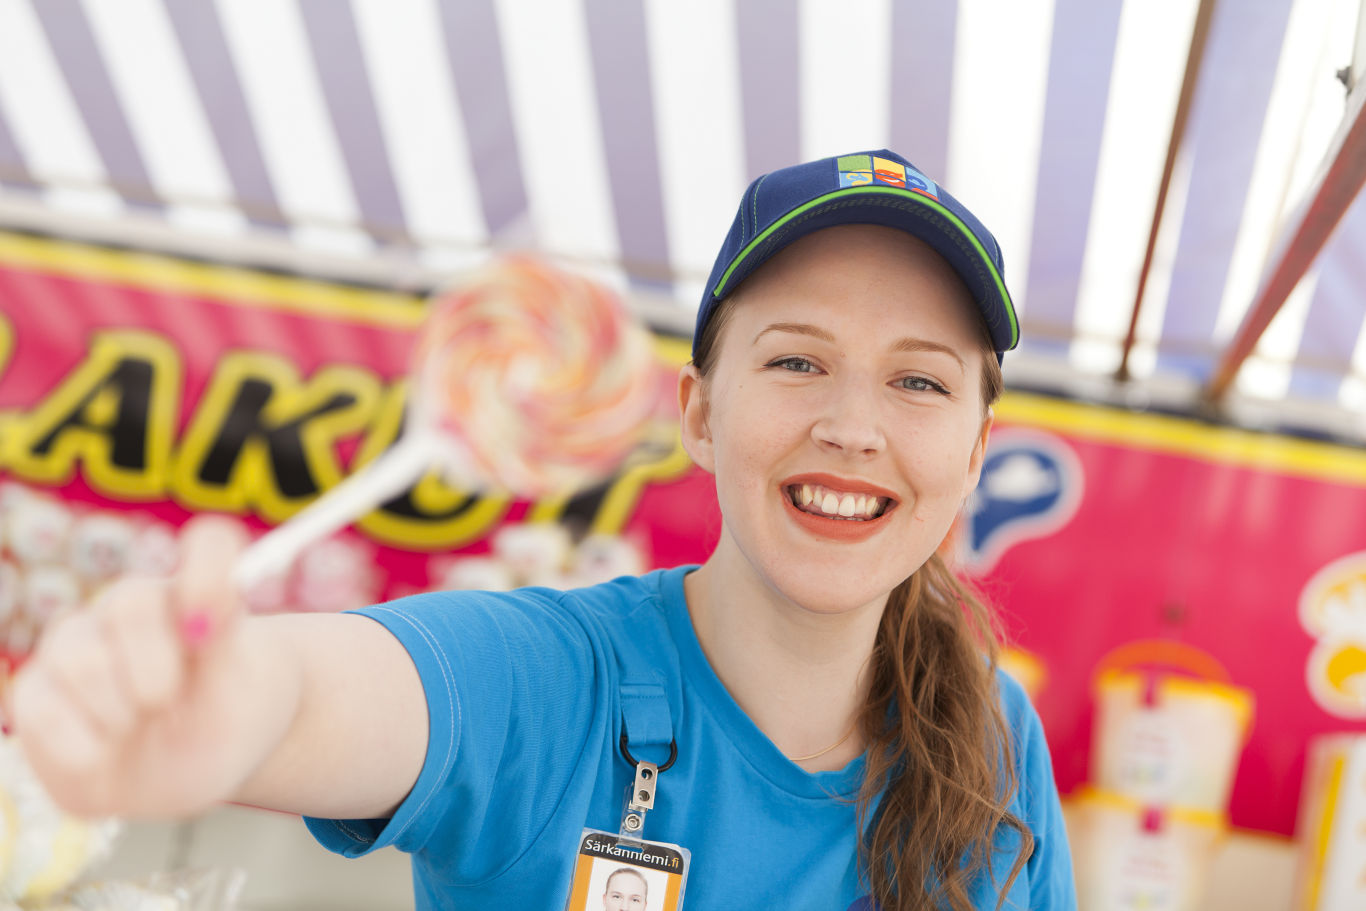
[789,483,889,519]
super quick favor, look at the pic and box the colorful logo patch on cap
[836,154,939,199]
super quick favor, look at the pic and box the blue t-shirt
[305,567,1075,909]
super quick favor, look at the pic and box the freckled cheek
[896,447,978,518]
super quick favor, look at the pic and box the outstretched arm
[10,518,429,822]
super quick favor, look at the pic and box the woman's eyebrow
[753,323,966,370]
[753,322,835,344]
[890,337,965,370]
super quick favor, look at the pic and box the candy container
[67,514,136,585]
[235,257,668,588]
[570,534,645,588]
[435,556,516,593]
[127,523,180,578]
[1092,669,1252,811]
[292,536,377,614]
[20,567,81,629]
[1070,789,1224,911]
[492,523,574,587]
[5,496,72,567]
[1089,641,1253,812]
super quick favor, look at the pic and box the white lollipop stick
[232,430,470,590]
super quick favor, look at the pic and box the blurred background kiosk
[1,0,1366,907]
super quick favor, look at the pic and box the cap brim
[709,186,1019,354]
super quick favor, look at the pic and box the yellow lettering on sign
[589,424,693,535]
[522,421,693,535]
[351,380,511,549]
[170,351,381,524]
[2,329,180,498]
[0,312,13,377]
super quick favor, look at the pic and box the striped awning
[0,0,1364,441]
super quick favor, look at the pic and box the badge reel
[563,736,691,911]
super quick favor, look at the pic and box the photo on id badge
[563,831,688,911]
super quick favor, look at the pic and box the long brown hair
[692,292,1031,910]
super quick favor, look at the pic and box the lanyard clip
[620,759,658,839]
[617,732,676,842]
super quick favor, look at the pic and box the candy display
[1292,734,1366,911]
[434,556,516,593]
[291,536,379,614]
[0,487,189,662]
[5,495,72,567]
[567,533,645,588]
[490,522,574,588]
[1070,788,1224,911]
[1092,669,1253,810]
[20,567,81,629]
[234,256,668,588]
[1069,641,1256,910]
[126,523,180,579]
[434,527,648,594]
[66,515,136,586]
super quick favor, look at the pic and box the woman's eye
[767,356,818,373]
[898,375,949,394]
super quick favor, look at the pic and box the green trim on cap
[711,185,1019,349]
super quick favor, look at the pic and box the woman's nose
[810,386,886,455]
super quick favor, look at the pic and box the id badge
[562,829,690,911]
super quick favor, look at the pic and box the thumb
[172,516,250,648]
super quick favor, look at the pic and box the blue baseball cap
[695,150,1018,362]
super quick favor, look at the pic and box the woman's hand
[8,517,299,819]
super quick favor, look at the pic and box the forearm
[228,612,428,821]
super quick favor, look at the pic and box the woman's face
[680,224,993,615]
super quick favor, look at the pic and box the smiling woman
[683,222,1034,909]
[684,226,995,579]
[11,150,1073,911]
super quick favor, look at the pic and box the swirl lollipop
[234,257,669,587]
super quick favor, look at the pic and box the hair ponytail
[855,555,1032,910]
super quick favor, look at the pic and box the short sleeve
[303,588,604,882]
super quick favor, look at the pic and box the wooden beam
[1203,73,1366,403]
[1115,0,1220,383]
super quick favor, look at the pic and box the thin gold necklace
[787,719,859,763]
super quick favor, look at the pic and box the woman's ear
[964,406,994,495]
[678,364,716,474]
